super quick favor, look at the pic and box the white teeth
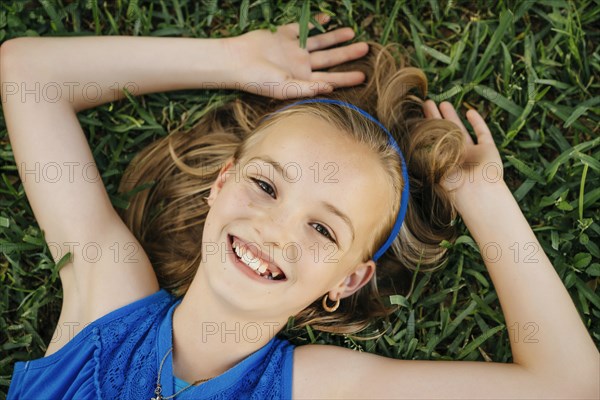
[257,263,268,274]
[241,252,256,269]
[250,259,262,271]
[233,240,274,278]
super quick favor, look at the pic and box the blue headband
[270,98,410,262]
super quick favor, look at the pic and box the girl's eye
[252,178,276,198]
[251,178,334,243]
[311,223,335,243]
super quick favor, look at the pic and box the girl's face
[201,113,393,320]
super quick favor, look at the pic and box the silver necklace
[151,346,213,400]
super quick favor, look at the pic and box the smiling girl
[2,12,598,400]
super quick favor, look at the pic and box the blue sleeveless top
[7,289,296,399]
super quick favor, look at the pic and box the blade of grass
[472,10,513,79]
[457,325,505,359]
[381,0,403,45]
[474,85,523,116]
[298,1,311,49]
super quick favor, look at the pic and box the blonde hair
[118,42,464,336]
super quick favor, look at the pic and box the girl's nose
[253,205,297,251]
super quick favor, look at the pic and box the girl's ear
[329,260,376,301]
[207,157,235,207]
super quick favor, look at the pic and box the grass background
[1,0,599,397]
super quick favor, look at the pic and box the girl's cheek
[219,183,267,222]
[221,181,253,209]
[239,185,260,208]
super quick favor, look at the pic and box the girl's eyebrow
[248,156,285,178]
[249,156,355,245]
[320,201,355,244]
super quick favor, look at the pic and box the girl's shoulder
[8,289,176,400]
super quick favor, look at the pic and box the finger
[306,27,355,52]
[439,102,468,134]
[466,110,494,145]
[423,99,442,119]
[286,13,331,36]
[311,71,366,88]
[312,12,331,29]
[438,101,474,146]
[309,42,369,70]
[278,79,333,99]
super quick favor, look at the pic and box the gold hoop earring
[322,294,340,312]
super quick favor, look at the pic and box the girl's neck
[171,268,286,383]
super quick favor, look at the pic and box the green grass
[1,0,599,397]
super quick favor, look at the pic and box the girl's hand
[423,100,504,207]
[227,13,369,99]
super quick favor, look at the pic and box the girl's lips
[227,234,287,282]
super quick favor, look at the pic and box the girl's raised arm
[293,101,599,399]
[0,15,368,355]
